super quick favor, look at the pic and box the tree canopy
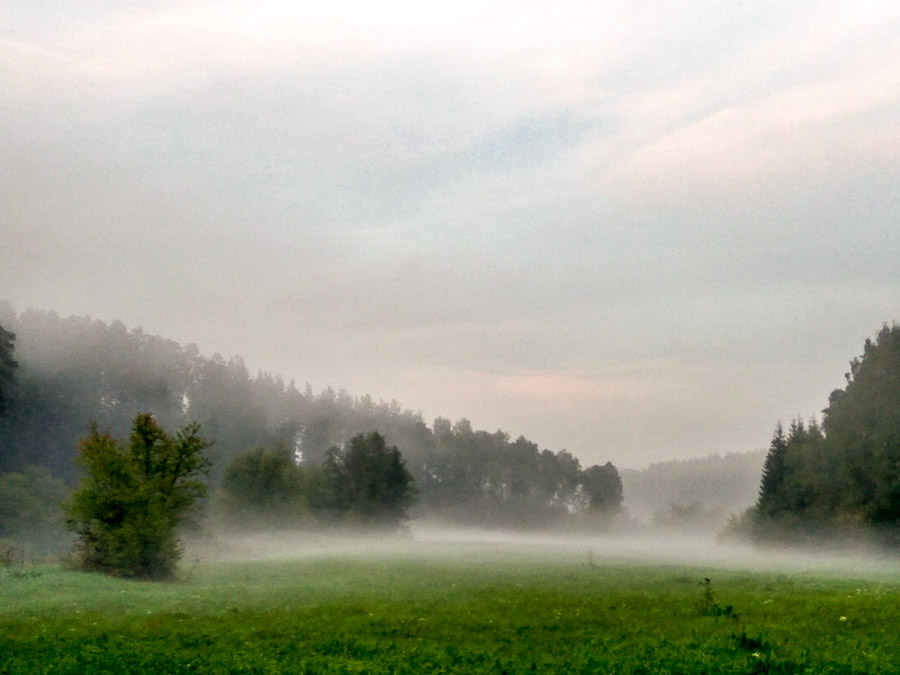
[0,306,624,531]
[582,462,624,514]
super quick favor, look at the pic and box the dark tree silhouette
[757,422,787,518]
[752,324,900,543]
[0,322,16,414]
[324,431,416,526]
[582,461,624,515]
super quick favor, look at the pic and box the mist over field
[2,4,900,671]
[180,523,900,585]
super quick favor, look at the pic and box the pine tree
[757,422,787,518]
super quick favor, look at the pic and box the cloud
[1,0,898,466]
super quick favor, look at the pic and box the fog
[185,522,900,581]
[2,4,898,587]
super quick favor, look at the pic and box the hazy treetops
[621,450,766,527]
[0,307,625,535]
[6,304,898,549]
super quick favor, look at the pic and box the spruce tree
[757,422,787,518]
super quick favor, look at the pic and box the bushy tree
[67,414,210,579]
[324,431,416,526]
[219,446,299,514]
[581,461,624,515]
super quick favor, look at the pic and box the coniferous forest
[747,324,900,545]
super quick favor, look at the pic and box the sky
[1,1,898,469]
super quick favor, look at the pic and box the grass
[1,540,899,673]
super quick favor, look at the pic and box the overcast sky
[2,1,897,468]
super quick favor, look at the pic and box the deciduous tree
[324,431,415,526]
[581,461,623,515]
[67,414,210,579]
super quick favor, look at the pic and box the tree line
[0,305,624,572]
[215,431,416,530]
[746,324,900,545]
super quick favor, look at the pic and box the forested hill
[0,304,622,527]
[751,324,900,543]
[620,450,766,528]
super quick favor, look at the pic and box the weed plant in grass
[1,542,899,673]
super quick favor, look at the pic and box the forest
[0,304,623,559]
[3,303,898,563]
[746,324,900,545]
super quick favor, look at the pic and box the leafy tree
[0,322,16,414]
[324,431,416,526]
[581,462,623,515]
[215,445,328,526]
[218,446,299,515]
[823,324,900,527]
[67,414,211,579]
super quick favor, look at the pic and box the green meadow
[1,540,898,674]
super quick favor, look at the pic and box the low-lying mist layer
[3,534,899,674]
[185,523,900,581]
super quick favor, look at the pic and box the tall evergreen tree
[752,324,900,543]
[757,422,787,518]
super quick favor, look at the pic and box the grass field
[1,536,899,674]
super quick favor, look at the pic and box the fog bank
[185,522,900,581]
